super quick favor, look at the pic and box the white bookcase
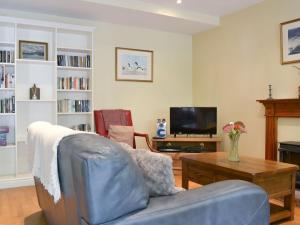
[0,16,94,188]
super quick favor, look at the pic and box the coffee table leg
[284,173,296,220]
[182,160,189,189]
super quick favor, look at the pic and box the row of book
[71,123,91,132]
[0,72,15,88]
[0,96,15,113]
[57,77,89,90]
[57,99,90,113]
[0,50,14,63]
[57,54,91,68]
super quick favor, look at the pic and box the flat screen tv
[170,107,217,136]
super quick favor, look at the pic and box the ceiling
[0,0,264,34]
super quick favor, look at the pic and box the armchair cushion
[119,142,183,196]
[108,125,134,147]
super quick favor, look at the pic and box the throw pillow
[119,142,184,196]
[108,125,134,147]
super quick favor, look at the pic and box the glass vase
[228,134,240,162]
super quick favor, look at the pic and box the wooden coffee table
[181,152,299,223]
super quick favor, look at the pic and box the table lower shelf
[270,202,292,223]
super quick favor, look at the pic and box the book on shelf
[0,67,15,88]
[57,54,91,68]
[57,77,89,90]
[0,96,15,113]
[57,99,90,113]
[0,50,14,63]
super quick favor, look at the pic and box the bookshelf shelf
[57,66,92,71]
[0,42,15,46]
[0,113,15,116]
[0,63,15,66]
[0,145,16,150]
[57,89,92,93]
[57,112,92,115]
[16,99,56,102]
[0,88,15,91]
[57,47,92,53]
[16,59,56,65]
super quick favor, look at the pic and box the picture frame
[115,47,153,82]
[19,40,48,61]
[280,18,300,64]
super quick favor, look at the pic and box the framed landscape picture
[19,40,48,61]
[281,18,300,64]
[115,47,153,82]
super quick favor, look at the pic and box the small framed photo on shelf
[115,47,153,82]
[19,40,48,61]
[281,18,300,64]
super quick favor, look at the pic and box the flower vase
[228,134,240,162]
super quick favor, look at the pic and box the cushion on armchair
[59,134,149,225]
[108,125,134,147]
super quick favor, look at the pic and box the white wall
[193,0,300,158]
[0,9,193,147]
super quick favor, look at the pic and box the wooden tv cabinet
[152,136,222,175]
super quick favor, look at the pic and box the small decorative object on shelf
[223,121,246,162]
[30,84,40,100]
[268,84,273,99]
[156,118,167,138]
[0,126,9,146]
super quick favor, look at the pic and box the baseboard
[0,176,34,189]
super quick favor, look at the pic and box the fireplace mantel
[257,98,300,160]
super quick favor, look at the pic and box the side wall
[0,10,193,147]
[193,0,300,158]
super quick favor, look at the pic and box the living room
[0,0,300,224]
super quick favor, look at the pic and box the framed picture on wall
[281,18,300,64]
[115,47,153,82]
[19,40,48,61]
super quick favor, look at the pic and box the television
[170,107,217,136]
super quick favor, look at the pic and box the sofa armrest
[108,180,269,225]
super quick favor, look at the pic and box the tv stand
[152,136,222,175]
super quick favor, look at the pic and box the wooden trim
[115,47,153,82]
[257,98,300,160]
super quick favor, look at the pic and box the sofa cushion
[108,125,134,147]
[119,142,183,196]
[59,134,149,225]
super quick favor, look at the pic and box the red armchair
[94,109,155,151]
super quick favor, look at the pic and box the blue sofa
[34,133,269,225]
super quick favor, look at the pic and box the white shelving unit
[0,16,94,189]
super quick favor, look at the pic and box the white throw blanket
[28,121,82,203]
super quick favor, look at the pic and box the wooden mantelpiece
[257,98,300,161]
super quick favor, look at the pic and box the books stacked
[0,50,14,63]
[71,124,91,132]
[57,54,91,68]
[57,99,90,113]
[0,70,15,88]
[0,126,9,146]
[0,96,15,113]
[57,77,89,90]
